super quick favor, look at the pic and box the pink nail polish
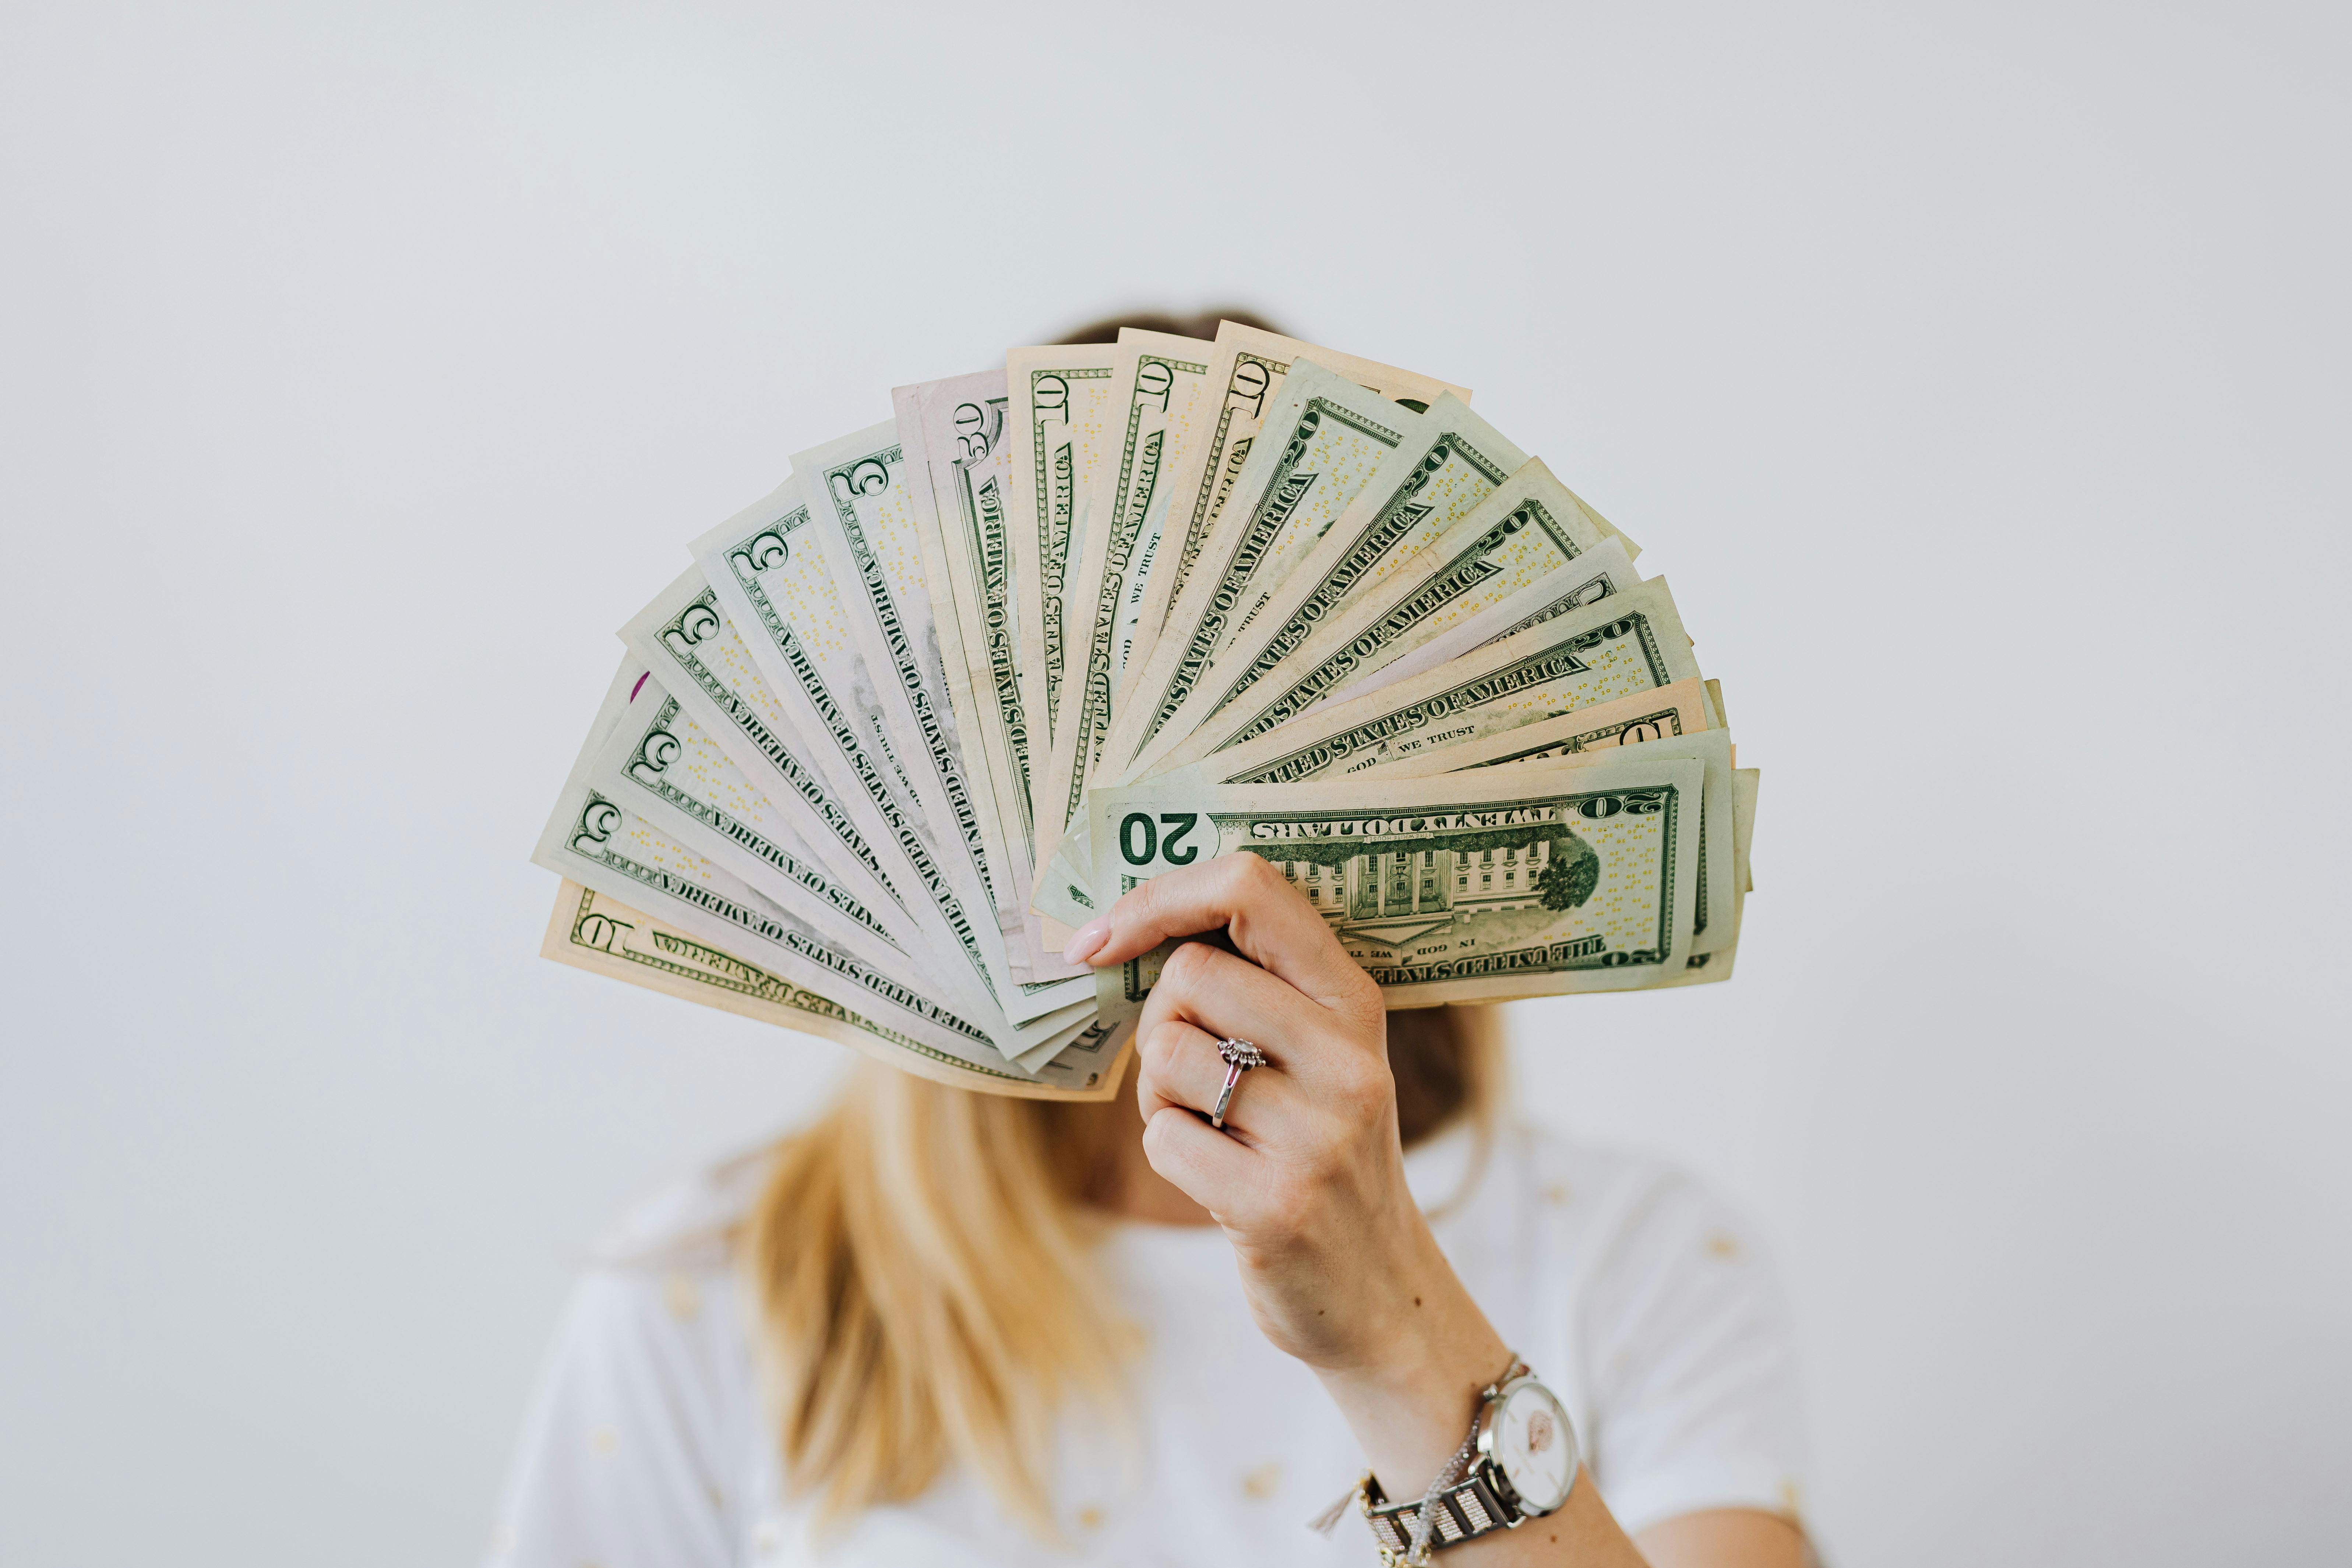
[1062,917,1111,964]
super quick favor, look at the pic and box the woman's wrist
[1313,1255,1513,1497]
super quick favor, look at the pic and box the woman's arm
[1066,853,1804,1568]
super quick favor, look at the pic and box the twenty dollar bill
[1087,751,1706,1037]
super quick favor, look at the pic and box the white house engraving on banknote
[1089,755,1704,1031]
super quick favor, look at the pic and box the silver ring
[1211,1038,1266,1130]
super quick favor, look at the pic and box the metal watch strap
[1361,1469,1519,1556]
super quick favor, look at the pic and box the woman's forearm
[1310,1239,1648,1567]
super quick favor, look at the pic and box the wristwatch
[1361,1368,1579,1559]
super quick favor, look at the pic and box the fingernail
[1062,917,1112,964]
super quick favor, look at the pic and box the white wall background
[3,3,2345,1562]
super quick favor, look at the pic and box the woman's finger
[1136,939,1371,1085]
[1072,853,1379,1018]
[1138,1102,1262,1222]
[1134,1016,1309,1142]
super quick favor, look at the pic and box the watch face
[1490,1380,1577,1514]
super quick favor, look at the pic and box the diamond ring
[1211,1038,1267,1129]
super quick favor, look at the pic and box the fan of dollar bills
[534,321,1757,1099]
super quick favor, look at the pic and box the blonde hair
[740,1004,1504,1532]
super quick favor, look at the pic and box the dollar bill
[1009,999,1115,1075]
[1451,731,1735,955]
[1026,518,1632,929]
[1030,846,1101,931]
[784,422,1094,1020]
[1561,489,1644,564]
[620,564,923,935]
[1337,535,1638,709]
[587,657,927,969]
[1734,767,1758,895]
[1197,577,1702,786]
[1663,767,1758,987]
[1086,751,1707,1037]
[1036,330,1214,878]
[1107,328,1229,700]
[665,498,954,920]
[1202,393,1528,678]
[679,482,1074,1031]
[1661,939,1738,988]
[1056,330,1471,918]
[1156,457,1615,767]
[1275,671,1733,957]
[1350,677,1715,779]
[1005,345,1121,761]
[1113,323,1472,746]
[620,565,1070,1055]
[1274,664,1735,958]
[1106,362,1431,785]
[1027,358,1418,925]
[893,370,1055,978]
[534,720,1019,1071]
[1029,542,1638,932]
[534,328,1762,1083]
[1025,550,1646,934]
[541,880,1125,1099]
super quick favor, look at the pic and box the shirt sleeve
[486,1263,754,1568]
[1576,1169,1806,1536]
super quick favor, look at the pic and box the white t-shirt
[487,1123,1802,1567]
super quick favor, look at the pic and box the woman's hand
[1068,853,1779,1566]
[1064,853,1516,1491]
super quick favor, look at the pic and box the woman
[490,855,1809,1566]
